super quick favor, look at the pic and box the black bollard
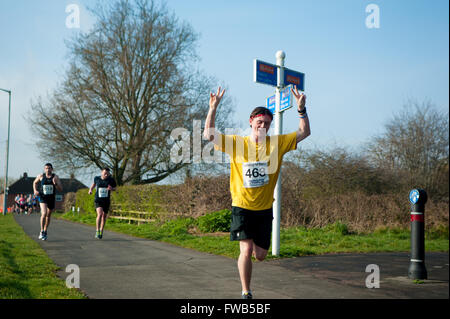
[408,189,428,280]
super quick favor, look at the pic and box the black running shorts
[230,206,273,250]
[95,200,110,214]
[38,195,55,210]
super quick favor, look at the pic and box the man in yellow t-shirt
[204,86,310,299]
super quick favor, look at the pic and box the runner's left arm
[53,175,63,192]
[291,85,311,144]
[107,178,117,192]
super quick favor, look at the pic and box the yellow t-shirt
[215,131,297,210]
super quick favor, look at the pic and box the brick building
[0,172,87,212]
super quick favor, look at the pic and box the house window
[55,195,63,202]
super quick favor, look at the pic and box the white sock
[242,290,252,295]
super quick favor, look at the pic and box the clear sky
[0,0,448,186]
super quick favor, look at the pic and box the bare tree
[29,0,233,185]
[284,146,399,198]
[0,176,18,194]
[366,99,449,198]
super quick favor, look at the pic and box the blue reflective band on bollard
[409,189,420,204]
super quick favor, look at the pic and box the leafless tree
[284,147,399,198]
[0,176,18,194]
[365,99,449,199]
[29,0,234,185]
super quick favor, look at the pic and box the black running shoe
[242,292,253,299]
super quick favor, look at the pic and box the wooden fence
[108,209,156,225]
[108,204,182,225]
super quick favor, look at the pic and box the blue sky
[0,0,448,186]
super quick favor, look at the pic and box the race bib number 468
[242,162,269,188]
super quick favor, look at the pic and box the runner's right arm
[33,175,42,196]
[203,86,225,144]
[88,182,96,195]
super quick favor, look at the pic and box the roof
[5,175,87,195]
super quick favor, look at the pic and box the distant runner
[26,194,33,214]
[33,163,63,240]
[88,168,117,239]
[14,194,20,213]
[204,85,310,299]
[18,194,26,214]
[32,194,39,213]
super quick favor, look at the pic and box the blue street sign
[284,68,305,91]
[254,59,278,87]
[280,85,293,111]
[266,86,293,114]
[266,95,276,114]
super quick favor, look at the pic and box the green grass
[61,212,449,260]
[0,214,87,299]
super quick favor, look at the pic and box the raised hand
[209,86,226,111]
[291,85,306,112]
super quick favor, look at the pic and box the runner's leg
[96,207,103,232]
[238,239,254,293]
[252,244,269,261]
[100,211,108,233]
[44,209,52,232]
[40,203,48,232]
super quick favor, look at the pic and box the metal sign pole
[272,51,285,256]
[1,88,11,216]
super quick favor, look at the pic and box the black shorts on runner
[230,206,273,250]
[95,201,110,214]
[39,196,55,210]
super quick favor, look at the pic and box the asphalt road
[13,213,448,299]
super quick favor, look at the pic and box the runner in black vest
[33,163,63,240]
[88,167,117,239]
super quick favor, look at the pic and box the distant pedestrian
[88,168,117,239]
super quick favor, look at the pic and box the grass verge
[0,214,86,299]
[60,212,449,260]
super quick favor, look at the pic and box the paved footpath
[14,214,448,299]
